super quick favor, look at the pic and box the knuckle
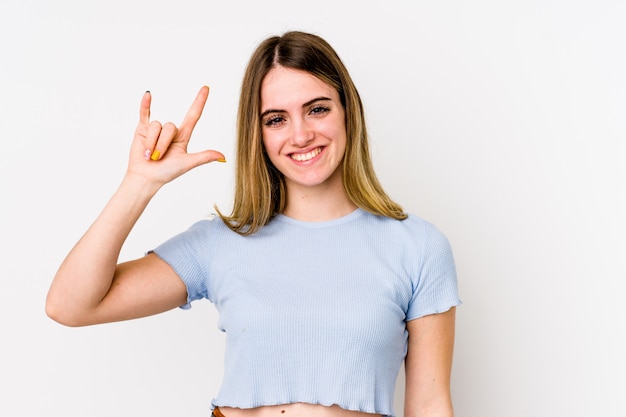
[163,122,178,132]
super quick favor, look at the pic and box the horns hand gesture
[127,86,225,187]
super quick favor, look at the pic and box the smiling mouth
[290,147,322,162]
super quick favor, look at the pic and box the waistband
[212,407,226,417]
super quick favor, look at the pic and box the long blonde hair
[217,31,406,235]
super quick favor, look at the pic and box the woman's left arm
[404,307,457,417]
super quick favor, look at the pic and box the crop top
[152,208,461,417]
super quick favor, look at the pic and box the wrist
[120,172,162,201]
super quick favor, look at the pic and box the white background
[1,1,624,416]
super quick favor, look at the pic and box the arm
[404,307,456,417]
[46,87,225,327]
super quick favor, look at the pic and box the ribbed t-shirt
[152,208,461,417]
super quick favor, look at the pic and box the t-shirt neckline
[274,208,364,229]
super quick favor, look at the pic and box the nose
[290,118,315,147]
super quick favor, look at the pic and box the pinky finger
[139,91,151,125]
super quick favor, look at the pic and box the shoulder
[361,212,456,272]
[152,214,239,255]
[361,210,447,242]
[181,214,237,237]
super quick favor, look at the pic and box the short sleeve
[406,224,462,320]
[150,220,212,309]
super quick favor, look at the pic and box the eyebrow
[260,96,332,118]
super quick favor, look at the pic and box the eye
[309,105,330,116]
[264,115,285,127]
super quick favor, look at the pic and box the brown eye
[264,116,285,127]
[310,106,330,115]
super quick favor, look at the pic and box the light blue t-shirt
[152,209,461,417]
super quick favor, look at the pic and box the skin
[404,308,456,417]
[46,74,456,417]
[45,87,220,326]
[260,66,355,221]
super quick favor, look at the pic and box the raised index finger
[178,86,209,138]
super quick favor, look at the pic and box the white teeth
[291,147,321,162]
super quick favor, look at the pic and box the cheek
[323,120,347,150]
[262,132,281,161]
[261,131,273,152]
[323,113,346,137]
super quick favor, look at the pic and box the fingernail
[144,149,151,160]
[217,158,227,163]
[150,150,160,161]
[145,90,151,94]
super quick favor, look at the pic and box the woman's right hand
[46,87,224,327]
[126,86,226,189]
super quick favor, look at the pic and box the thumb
[185,150,227,171]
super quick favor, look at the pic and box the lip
[288,146,325,163]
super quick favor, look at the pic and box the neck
[282,179,357,222]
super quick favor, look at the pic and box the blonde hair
[217,31,406,235]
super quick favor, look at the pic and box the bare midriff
[218,403,381,417]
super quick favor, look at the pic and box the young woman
[46,31,461,417]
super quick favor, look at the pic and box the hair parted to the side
[216,31,407,235]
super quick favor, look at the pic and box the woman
[46,31,461,417]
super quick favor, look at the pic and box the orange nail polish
[217,158,227,163]
[150,150,160,161]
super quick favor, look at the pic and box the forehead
[260,66,338,110]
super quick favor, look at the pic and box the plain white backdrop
[1,1,624,416]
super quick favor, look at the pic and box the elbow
[45,301,71,327]
[46,309,85,328]
[45,296,87,327]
